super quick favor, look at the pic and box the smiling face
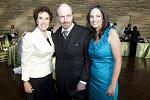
[57,4,73,30]
[89,8,103,31]
[36,12,50,32]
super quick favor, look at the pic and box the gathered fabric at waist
[29,63,53,78]
[90,60,114,81]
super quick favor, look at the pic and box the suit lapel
[32,27,53,52]
[55,24,79,56]
[65,24,79,51]
[47,31,55,48]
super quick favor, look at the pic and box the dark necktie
[62,31,69,39]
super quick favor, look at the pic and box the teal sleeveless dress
[88,27,118,100]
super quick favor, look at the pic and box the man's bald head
[57,3,74,30]
[57,3,73,16]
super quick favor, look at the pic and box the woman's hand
[23,81,33,93]
[106,84,116,96]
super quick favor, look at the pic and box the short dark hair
[33,6,53,26]
[113,23,117,26]
[133,26,137,31]
[127,24,131,27]
[86,5,109,38]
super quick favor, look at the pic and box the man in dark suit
[52,3,91,100]
[130,26,140,57]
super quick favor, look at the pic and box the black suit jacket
[52,23,91,95]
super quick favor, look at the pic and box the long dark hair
[86,5,110,39]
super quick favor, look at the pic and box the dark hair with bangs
[33,6,53,26]
[86,5,110,39]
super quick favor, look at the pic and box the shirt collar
[61,23,74,35]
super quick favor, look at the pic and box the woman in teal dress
[86,5,122,100]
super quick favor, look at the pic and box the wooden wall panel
[0,0,149,37]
